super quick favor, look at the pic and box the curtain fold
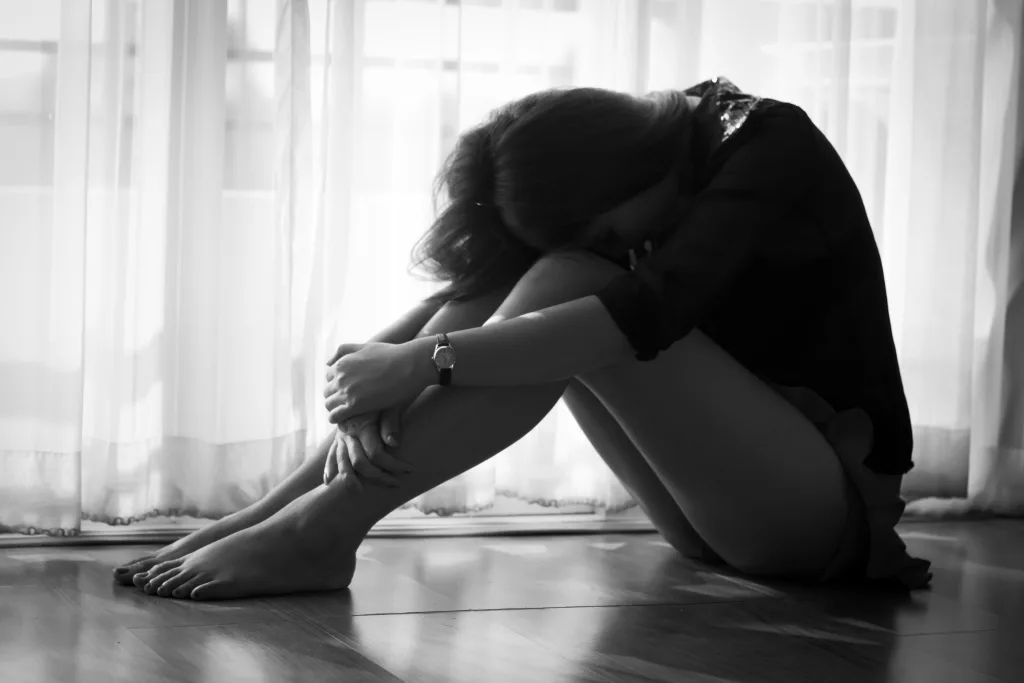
[0,0,93,535]
[0,0,1021,536]
[900,0,1024,515]
[75,0,312,526]
[967,0,1024,513]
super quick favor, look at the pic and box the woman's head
[413,87,695,303]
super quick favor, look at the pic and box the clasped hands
[322,340,431,488]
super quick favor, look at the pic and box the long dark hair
[411,87,693,304]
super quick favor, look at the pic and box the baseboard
[0,516,657,548]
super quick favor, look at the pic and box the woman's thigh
[579,330,850,577]
[494,250,850,578]
[562,379,710,560]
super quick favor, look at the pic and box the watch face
[434,346,456,369]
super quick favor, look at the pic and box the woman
[114,77,931,600]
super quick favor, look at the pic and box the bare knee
[488,250,626,323]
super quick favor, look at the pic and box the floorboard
[1,520,1021,682]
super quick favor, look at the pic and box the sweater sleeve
[595,104,820,360]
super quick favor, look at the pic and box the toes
[157,568,195,597]
[126,558,164,586]
[190,580,230,601]
[115,558,159,585]
[132,557,160,573]
[114,555,152,575]
[172,575,208,599]
[143,567,180,595]
[132,565,155,588]
[114,569,141,586]
[134,558,184,589]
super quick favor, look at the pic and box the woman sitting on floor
[113,77,932,600]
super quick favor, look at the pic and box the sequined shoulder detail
[684,76,764,154]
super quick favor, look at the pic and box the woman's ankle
[320,479,377,541]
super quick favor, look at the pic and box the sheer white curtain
[1,0,323,535]
[0,0,1021,537]
[682,0,1024,512]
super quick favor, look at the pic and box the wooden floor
[1,520,1022,683]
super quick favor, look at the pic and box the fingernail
[386,434,399,447]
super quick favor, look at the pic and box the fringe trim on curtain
[403,490,641,518]
[6,494,643,536]
[0,525,81,538]
[16,492,1012,537]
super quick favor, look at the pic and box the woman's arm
[397,109,818,388]
[405,295,634,388]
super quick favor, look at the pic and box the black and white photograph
[1,0,1022,681]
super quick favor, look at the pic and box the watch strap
[434,333,453,386]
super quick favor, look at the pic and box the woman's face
[579,166,690,261]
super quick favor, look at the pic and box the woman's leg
[562,379,710,560]
[113,434,332,583]
[114,286,513,585]
[139,249,849,599]
[577,331,849,577]
[135,286,572,598]
[493,252,847,576]
[378,251,847,576]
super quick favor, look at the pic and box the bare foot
[115,439,333,585]
[112,509,263,586]
[135,482,359,600]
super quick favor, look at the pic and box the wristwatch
[432,333,456,386]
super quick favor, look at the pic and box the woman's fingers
[326,410,411,489]
[328,403,356,425]
[380,404,402,448]
[323,382,350,421]
[326,342,363,367]
[345,433,400,487]
[335,434,362,491]
[357,425,413,477]
[323,435,339,485]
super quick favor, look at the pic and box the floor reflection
[0,521,1020,682]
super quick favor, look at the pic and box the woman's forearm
[405,295,635,388]
[368,299,445,345]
